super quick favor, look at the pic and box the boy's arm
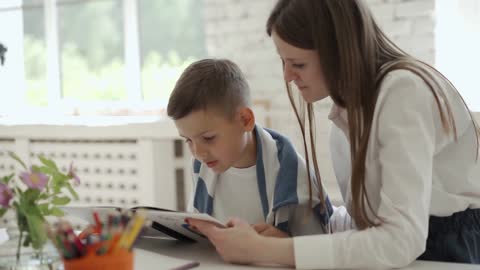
[280,199,355,236]
[281,169,331,235]
[282,204,329,236]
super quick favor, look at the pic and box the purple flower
[0,183,13,208]
[20,171,49,190]
[68,162,81,186]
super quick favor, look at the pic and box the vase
[0,253,62,270]
[0,230,62,270]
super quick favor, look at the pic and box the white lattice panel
[0,140,16,176]
[29,140,149,208]
[0,121,191,219]
[0,142,22,231]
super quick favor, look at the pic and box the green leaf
[38,155,58,171]
[0,208,8,217]
[37,203,49,215]
[66,183,79,200]
[50,173,70,188]
[49,207,64,217]
[52,196,71,205]
[53,185,61,194]
[12,201,20,210]
[33,165,56,176]
[8,152,27,170]
[23,189,41,203]
[25,205,43,218]
[16,210,29,232]
[1,173,14,184]
[23,234,31,247]
[49,173,67,191]
[25,214,47,250]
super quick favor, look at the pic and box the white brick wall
[203,0,436,100]
[203,0,436,203]
[369,0,436,65]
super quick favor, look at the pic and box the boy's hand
[252,223,289,238]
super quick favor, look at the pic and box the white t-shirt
[212,166,265,224]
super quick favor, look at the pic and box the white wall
[436,0,480,112]
[203,0,436,203]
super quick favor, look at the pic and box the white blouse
[293,69,480,269]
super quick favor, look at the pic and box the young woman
[187,0,480,269]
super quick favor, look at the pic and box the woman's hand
[187,217,295,266]
[252,223,289,238]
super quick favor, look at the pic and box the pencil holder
[62,246,134,270]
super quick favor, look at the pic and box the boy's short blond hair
[167,59,251,120]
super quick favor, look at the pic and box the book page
[146,211,226,242]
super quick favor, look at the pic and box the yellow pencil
[113,211,146,252]
[121,214,146,249]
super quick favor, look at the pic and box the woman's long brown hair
[267,0,480,229]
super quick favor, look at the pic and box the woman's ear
[238,107,255,131]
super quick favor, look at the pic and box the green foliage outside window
[22,0,205,107]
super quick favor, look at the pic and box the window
[0,0,206,118]
[436,0,480,112]
[23,0,47,107]
[0,0,30,115]
[139,0,206,105]
[59,0,126,103]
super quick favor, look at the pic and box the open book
[61,206,225,243]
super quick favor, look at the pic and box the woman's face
[272,31,330,103]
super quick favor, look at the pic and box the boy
[167,59,332,236]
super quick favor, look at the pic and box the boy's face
[174,108,255,174]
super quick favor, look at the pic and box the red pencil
[93,212,102,234]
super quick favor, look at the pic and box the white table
[133,238,480,270]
